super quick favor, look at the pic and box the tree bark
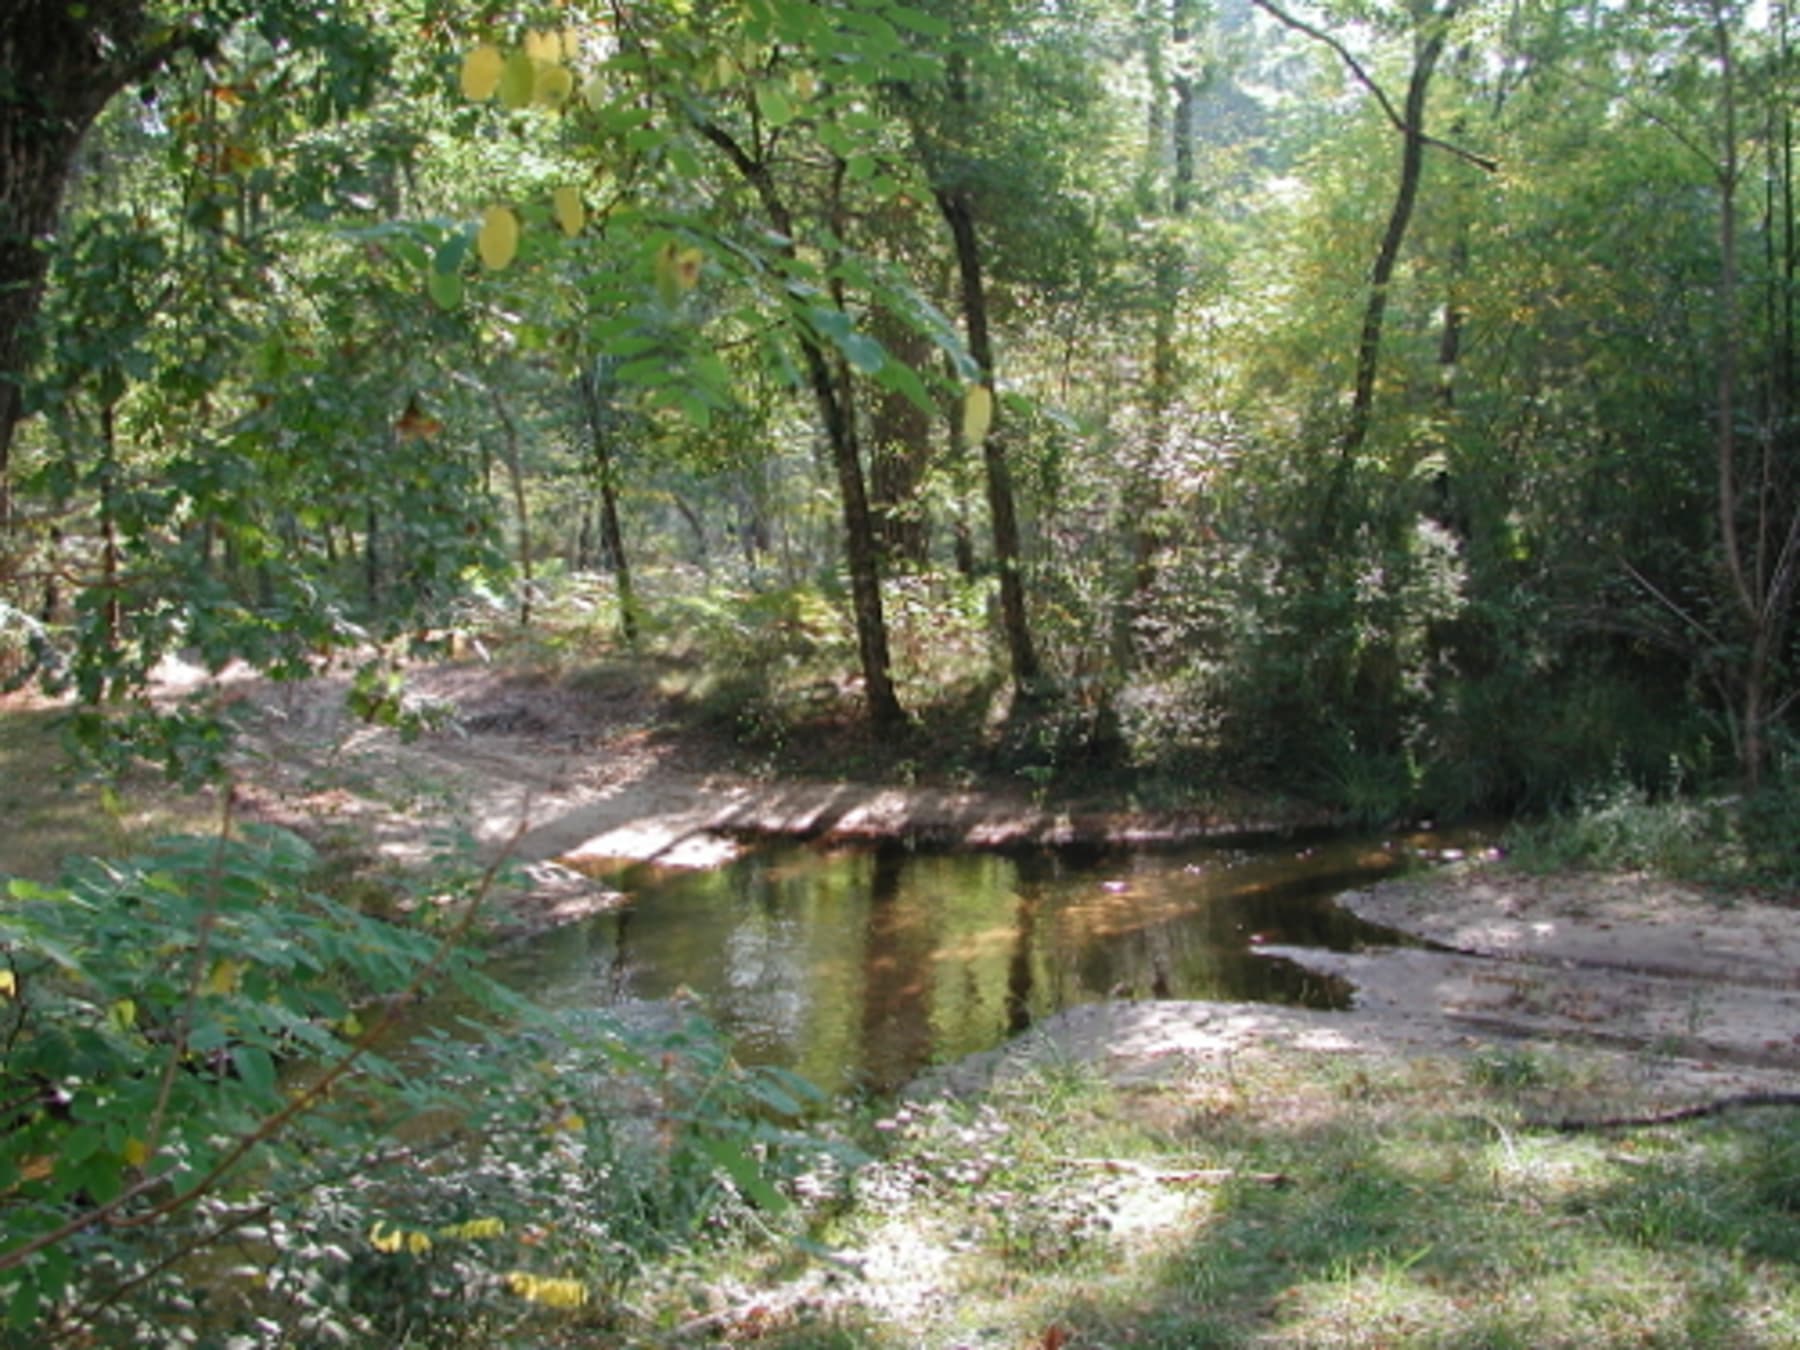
[1171,0,1200,215]
[577,364,638,644]
[867,308,933,569]
[1315,17,1451,548]
[936,186,1041,695]
[692,118,907,731]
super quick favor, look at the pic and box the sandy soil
[208,658,1800,1103]
[933,864,1800,1109]
[216,657,1308,929]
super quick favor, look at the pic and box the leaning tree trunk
[1314,23,1450,552]
[576,364,638,644]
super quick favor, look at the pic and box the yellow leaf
[0,970,15,1000]
[582,74,608,111]
[439,1217,506,1240]
[553,186,585,237]
[460,44,504,100]
[122,1137,150,1167]
[962,385,994,445]
[560,26,582,61]
[523,29,562,64]
[369,1221,403,1253]
[499,50,536,109]
[535,62,574,108]
[203,959,242,996]
[108,997,136,1030]
[479,206,519,270]
[406,1230,433,1255]
[507,1271,590,1308]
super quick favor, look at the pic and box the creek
[495,830,1466,1096]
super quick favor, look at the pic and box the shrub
[0,827,839,1344]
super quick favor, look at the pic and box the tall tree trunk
[1315,20,1451,549]
[936,187,1041,695]
[1249,0,1490,556]
[692,119,906,731]
[1171,0,1200,215]
[577,365,638,644]
[485,388,534,629]
[867,308,933,569]
[98,400,121,657]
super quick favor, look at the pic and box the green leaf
[885,4,951,38]
[231,1045,279,1104]
[8,1274,40,1331]
[695,1135,788,1213]
[433,231,469,275]
[428,265,463,306]
[756,84,795,127]
[874,354,935,416]
[841,332,885,373]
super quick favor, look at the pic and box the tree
[0,2,394,523]
[1249,0,1495,556]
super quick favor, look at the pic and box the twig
[1249,0,1498,173]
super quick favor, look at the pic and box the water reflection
[502,835,1422,1095]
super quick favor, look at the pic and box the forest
[2,0,1798,1344]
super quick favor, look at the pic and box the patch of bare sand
[930,861,1799,1114]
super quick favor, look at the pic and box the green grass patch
[1505,771,1800,891]
[688,1053,1800,1349]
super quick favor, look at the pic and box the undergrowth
[1503,767,1800,890]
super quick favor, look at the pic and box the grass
[651,1052,1800,1349]
[0,699,219,880]
[1504,773,1800,892]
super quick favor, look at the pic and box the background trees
[3,0,1795,812]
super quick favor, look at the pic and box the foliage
[1504,762,1800,890]
[0,824,838,1343]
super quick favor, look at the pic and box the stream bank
[210,659,1800,1111]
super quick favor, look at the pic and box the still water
[495,832,1433,1096]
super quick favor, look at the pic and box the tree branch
[1249,0,1498,172]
